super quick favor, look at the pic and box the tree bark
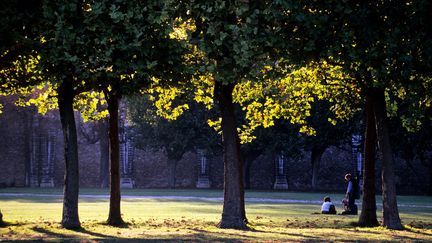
[215,82,248,229]
[372,88,403,230]
[0,209,3,226]
[58,80,80,229]
[168,158,178,189]
[106,92,124,226]
[429,159,432,196]
[311,146,326,190]
[23,110,32,187]
[99,119,110,188]
[244,159,253,190]
[243,151,260,190]
[358,93,379,227]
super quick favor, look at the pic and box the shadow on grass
[30,226,270,242]
[249,216,359,230]
[98,221,131,228]
[73,227,116,239]
[190,227,320,241]
[32,226,76,239]
[31,226,130,241]
[339,223,432,242]
[249,226,321,240]
[0,221,25,227]
[404,227,432,237]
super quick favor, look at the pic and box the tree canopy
[0,0,431,232]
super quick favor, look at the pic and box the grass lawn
[0,188,431,242]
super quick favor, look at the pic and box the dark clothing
[322,205,336,214]
[345,179,357,215]
[348,192,356,213]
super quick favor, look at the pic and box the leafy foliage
[128,95,220,160]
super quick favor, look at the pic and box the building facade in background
[0,98,429,194]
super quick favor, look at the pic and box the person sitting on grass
[321,196,337,214]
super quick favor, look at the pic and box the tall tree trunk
[215,82,248,229]
[24,110,32,187]
[106,92,124,226]
[358,93,379,227]
[428,158,432,196]
[243,151,260,190]
[168,158,178,189]
[244,159,253,190]
[311,146,326,190]
[0,209,3,225]
[372,88,403,230]
[58,80,80,229]
[99,119,110,188]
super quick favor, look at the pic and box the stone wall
[0,97,27,187]
[250,155,275,189]
[0,98,430,194]
[208,155,223,189]
[78,139,101,188]
[133,149,168,188]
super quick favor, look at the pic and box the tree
[313,0,432,229]
[0,0,43,108]
[128,96,219,188]
[358,94,379,227]
[4,0,189,228]
[241,120,302,189]
[186,0,280,229]
[181,1,360,228]
[226,1,430,229]
[98,119,110,188]
[1,0,84,229]
[78,117,110,188]
[304,101,357,190]
[2,0,114,229]
[37,0,92,229]
[77,0,189,226]
[388,107,432,195]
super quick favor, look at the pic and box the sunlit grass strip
[0,218,431,242]
[0,194,431,241]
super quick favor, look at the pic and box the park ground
[0,188,431,242]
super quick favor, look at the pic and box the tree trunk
[99,119,110,188]
[243,151,260,190]
[215,82,248,229]
[244,159,253,190]
[168,158,178,189]
[358,93,379,227]
[106,92,124,226]
[372,88,403,230]
[23,110,32,187]
[429,159,432,196]
[311,146,326,190]
[58,80,80,229]
[0,209,3,225]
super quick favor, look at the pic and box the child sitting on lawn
[321,196,337,214]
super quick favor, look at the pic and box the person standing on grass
[343,173,357,214]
